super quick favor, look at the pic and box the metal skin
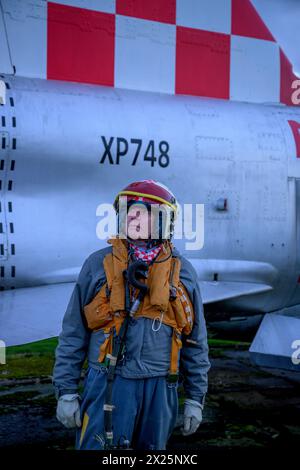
[1,74,300,351]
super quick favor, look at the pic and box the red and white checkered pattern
[129,242,162,264]
[3,0,298,106]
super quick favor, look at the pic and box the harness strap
[99,328,113,363]
[168,328,182,382]
[103,253,114,292]
[169,257,177,300]
[167,280,195,382]
[98,314,126,363]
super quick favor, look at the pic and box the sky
[252,0,300,75]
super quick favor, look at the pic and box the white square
[176,0,231,34]
[115,15,176,94]
[230,35,280,104]
[2,0,47,78]
[48,0,116,14]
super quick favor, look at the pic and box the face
[127,203,151,241]
[125,201,173,242]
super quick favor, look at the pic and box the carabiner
[152,311,164,332]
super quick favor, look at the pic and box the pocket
[85,364,107,385]
[84,283,113,330]
[140,321,173,370]
[87,329,107,365]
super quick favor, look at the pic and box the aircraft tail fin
[0,0,299,108]
[230,0,299,106]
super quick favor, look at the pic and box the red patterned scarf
[129,241,162,264]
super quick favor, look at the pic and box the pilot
[52,179,211,450]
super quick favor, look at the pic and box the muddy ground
[0,341,300,451]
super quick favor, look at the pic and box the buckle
[167,372,179,384]
[103,356,110,368]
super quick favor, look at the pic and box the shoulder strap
[103,253,114,291]
[169,255,181,300]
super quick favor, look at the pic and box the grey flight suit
[52,244,211,449]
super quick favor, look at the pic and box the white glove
[56,393,81,429]
[182,398,203,436]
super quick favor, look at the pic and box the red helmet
[113,180,177,213]
[114,180,177,241]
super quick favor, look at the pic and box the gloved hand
[182,398,203,436]
[56,393,81,429]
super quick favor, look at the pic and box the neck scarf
[128,241,162,264]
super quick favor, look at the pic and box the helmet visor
[117,197,174,241]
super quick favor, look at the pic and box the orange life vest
[83,236,195,378]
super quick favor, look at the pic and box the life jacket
[83,236,195,379]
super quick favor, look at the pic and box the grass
[0,338,58,380]
[0,335,250,381]
[6,338,58,356]
[208,338,251,349]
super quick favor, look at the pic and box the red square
[116,0,176,24]
[47,2,115,86]
[175,26,230,99]
[231,0,274,41]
